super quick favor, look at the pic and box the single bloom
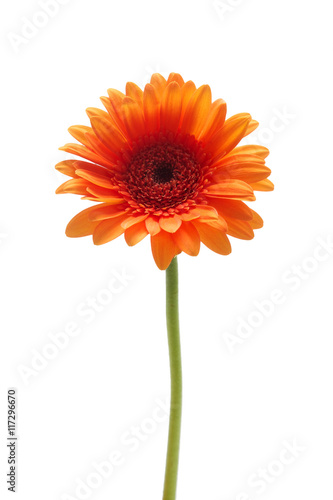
[56,73,273,270]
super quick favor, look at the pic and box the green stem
[163,256,182,500]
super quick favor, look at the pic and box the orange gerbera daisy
[56,73,273,270]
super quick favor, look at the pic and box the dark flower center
[152,162,174,184]
[125,142,202,209]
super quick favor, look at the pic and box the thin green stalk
[163,256,182,500]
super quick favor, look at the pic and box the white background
[1,0,333,499]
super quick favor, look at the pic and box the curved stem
[163,256,182,500]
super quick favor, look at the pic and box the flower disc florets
[125,142,202,210]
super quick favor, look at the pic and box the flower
[56,73,273,270]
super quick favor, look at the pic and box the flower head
[56,73,273,270]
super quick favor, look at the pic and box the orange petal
[231,145,270,159]
[180,81,196,122]
[248,209,263,229]
[160,82,182,133]
[125,221,149,246]
[59,143,115,170]
[207,114,251,161]
[250,179,274,191]
[121,97,146,141]
[56,179,88,195]
[151,230,177,270]
[206,199,253,221]
[121,214,149,230]
[66,206,101,237]
[173,222,200,256]
[181,85,212,136]
[126,82,143,105]
[167,73,185,87]
[198,99,227,143]
[90,116,128,152]
[192,221,231,255]
[85,185,124,203]
[216,153,265,166]
[145,217,161,235]
[71,160,114,177]
[93,214,128,245]
[224,217,254,240]
[68,125,93,145]
[88,204,127,222]
[159,215,182,233]
[206,179,255,201]
[150,73,167,101]
[188,205,219,221]
[55,160,77,178]
[86,107,110,120]
[105,89,128,134]
[244,119,259,137]
[143,83,160,133]
[75,169,116,189]
[212,163,271,184]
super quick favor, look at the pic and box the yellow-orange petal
[198,99,227,144]
[181,85,212,136]
[56,179,88,195]
[151,230,177,270]
[160,82,182,133]
[224,217,254,240]
[250,179,274,191]
[93,214,128,245]
[145,217,161,236]
[206,179,255,201]
[192,221,231,255]
[232,145,270,159]
[159,215,182,233]
[121,97,146,141]
[66,206,102,237]
[126,82,143,105]
[124,221,149,246]
[173,222,200,256]
[143,83,160,133]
